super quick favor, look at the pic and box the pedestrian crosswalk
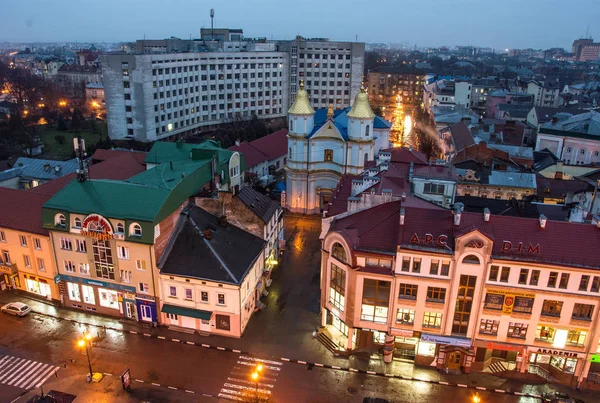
[0,355,59,390]
[218,355,283,401]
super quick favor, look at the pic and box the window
[518,269,529,285]
[401,257,410,272]
[329,264,346,311]
[55,214,66,227]
[579,275,590,291]
[423,312,442,328]
[508,323,528,339]
[559,273,570,289]
[60,237,73,251]
[116,223,124,234]
[99,289,119,310]
[185,288,193,300]
[479,319,499,335]
[430,260,439,275]
[536,325,555,341]
[452,275,477,335]
[93,239,114,280]
[489,265,499,281]
[567,330,587,345]
[412,258,421,273]
[398,283,418,299]
[19,235,27,247]
[169,286,177,297]
[500,267,510,282]
[217,294,226,305]
[67,283,80,301]
[365,258,392,268]
[201,291,209,302]
[136,260,146,270]
[37,258,45,272]
[34,238,41,250]
[23,255,31,267]
[396,309,415,325]
[592,276,600,292]
[74,217,82,228]
[289,120,293,132]
[117,246,130,260]
[462,255,480,265]
[572,303,594,320]
[530,270,540,286]
[441,261,450,276]
[119,269,131,283]
[0,231,5,242]
[324,149,333,162]
[541,300,563,317]
[79,263,90,275]
[131,223,142,237]
[423,183,445,195]
[331,242,347,263]
[426,287,446,303]
[361,279,391,323]
[63,260,76,273]
[138,283,149,293]
[82,285,95,304]
[548,272,558,288]
[2,250,10,264]
[76,239,86,253]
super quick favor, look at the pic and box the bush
[54,135,66,145]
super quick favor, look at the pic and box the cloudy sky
[3,0,599,50]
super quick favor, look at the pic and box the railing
[528,364,551,380]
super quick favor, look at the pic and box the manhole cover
[348,386,358,395]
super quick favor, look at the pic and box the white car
[1,302,31,317]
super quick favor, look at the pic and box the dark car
[541,391,584,403]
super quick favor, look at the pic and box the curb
[26,309,542,399]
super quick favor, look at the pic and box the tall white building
[285,83,391,214]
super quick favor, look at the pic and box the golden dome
[288,80,315,115]
[347,85,375,119]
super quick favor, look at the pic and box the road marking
[457,383,468,388]
[151,382,161,386]
[30,365,59,389]
[439,381,449,385]
[135,379,144,383]
[220,355,283,400]
[201,344,210,348]
[476,386,487,390]
[239,356,284,366]
[143,333,151,337]
[186,341,195,345]
[185,390,195,394]
[233,349,241,353]
[10,361,44,387]
[157,336,166,340]
[168,386,177,390]
[172,339,180,342]
[495,389,506,393]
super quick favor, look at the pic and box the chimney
[539,214,547,229]
[454,202,464,226]
[235,139,241,146]
[483,207,490,222]
[592,214,600,228]
[408,145,412,152]
[401,192,406,201]
[399,208,405,225]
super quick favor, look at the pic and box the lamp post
[250,363,263,399]
[77,333,94,379]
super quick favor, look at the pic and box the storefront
[528,347,582,382]
[136,295,157,323]
[0,264,19,291]
[419,334,475,373]
[324,308,350,350]
[473,340,524,372]
[23,274,52,299]
[390,328,420,361]
[57,274,136,317]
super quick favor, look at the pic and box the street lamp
[473,392,481,403]
[77,333,94,380]
[250,363,263,398]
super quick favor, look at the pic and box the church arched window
[289,119,294,132]
[365,124,370,136]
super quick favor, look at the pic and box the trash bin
[86,374,92,383]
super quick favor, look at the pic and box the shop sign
[410,233,448,247]
[54,274,61,284]
[485,289,535,315]
[0,264,17,274]
[486,288,535,298]
[136,294,155,302]
[591,355,600,363]
[81,214,114,240]
[484,293,504,310]
[475,340,523,353]
[121,368,131,391]
[536,348,578,358]
[420,334,472,348]
[392,328,414,337]
[502,294,515,314]
[500,241,540,255]
[59,274,136,293]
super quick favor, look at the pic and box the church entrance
[320,192,332,211]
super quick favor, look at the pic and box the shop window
[99,288,119,310]
[541,300,563,317]
[579,275,590,291]
[572,303,594,320]
[426,287,446,303]
[360,279,390,323]
[488,265,499,281]
[507,322,528,339]
[452,275,477,335]
[398,283,418,300]
[518,269,529,285]
[396,309,415,325]
[417,341,436,357]
[331,242,347,263]
[550,356,578,374]
[423,312,442,328]
[559,273,570,289]
[547,272,558,288]
[567,329,587,345]
[429,259,439,275]
[67,283,80,301]
[530,270,540,286]
[499,266,510,282]
[536,325,555,342]
[329,264,346,311]
[401,257,410,272]
[82,285,95,305]
[412,258,421,273]
[74,217,82,228]
[479,319,499,335]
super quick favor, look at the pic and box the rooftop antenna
[586,25,590,39]
[73,136,88,182]
[210,8,215,41]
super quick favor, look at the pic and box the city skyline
[3,0,600,50]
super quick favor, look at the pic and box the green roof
[161,303,211,320]
[145,140,233,166]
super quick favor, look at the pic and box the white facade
[536,133,600,165]
[527,82,561,108]
[454,82,472,108]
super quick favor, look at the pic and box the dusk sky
[3,0,599,50]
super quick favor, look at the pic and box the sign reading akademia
[537,348,579,358]
[81,214,114,240]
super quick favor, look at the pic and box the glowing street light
[250,363,264,397]
[77,332,94,380]
[473,392,481,403]
[59,100,67,107]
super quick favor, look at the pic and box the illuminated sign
[410,233,448,247]
[500,241,540,255]
[536,348,578,358]
[81,214,114,240]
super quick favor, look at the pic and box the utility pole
[210,9,215,41]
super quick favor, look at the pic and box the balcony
[0,262,18,275]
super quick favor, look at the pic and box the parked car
[1,302,32,317]
[541,391,584,403]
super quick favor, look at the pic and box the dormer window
[116,223,124,234]
[73,217,82,228]
[55,214,66,227]
[130,223,142,237]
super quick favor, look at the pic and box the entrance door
[140,305,152,322]
[125,302,137,320]
[320,193,331,211]
[181,316,196,329]
[447,351,462,370]
[200,319,211,333]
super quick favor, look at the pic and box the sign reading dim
[81,214,114,241]
[500,241,540,255]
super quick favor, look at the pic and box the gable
[310,121,346,141]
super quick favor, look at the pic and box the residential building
[367,67,426,106]
[85,83,105,110]
[285,84,391,214]
[42,141,242,322]
[423,80,455,110]
[0,158,79,190]
[101,51,289,142]
[486,90,533,118]
[526,106,587,131]
[55,65,102,97]
[157,205,265,338]
[456,169,537,200]
[526,81,561,108]
[572,38,600,62]
[278,36,364,110]
[228,129,288,177]
[453,142,534,171]
[320,201,600,385]
[200,28,244,41]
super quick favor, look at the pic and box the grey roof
[541,111,600,135]
[497,103,530,119]
[487,144,534,159]
[11,157,79,180]
[237,186,280,223]
[160,205,265,285]
[0,167,22,181]
[533,106,586,124]
[488,171,537,188]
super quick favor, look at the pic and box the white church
[285,82,391,214]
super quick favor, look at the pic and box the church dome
[347,85,375,119]
[288,81,315,115]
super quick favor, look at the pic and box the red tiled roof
[248,129,288,161]
[385,147,428,165]
[228,142,269,169]
[449,121,475,152]
[331,201,600,269]
[1,151,147,235]
[92,149,147,165]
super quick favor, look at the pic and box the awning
[161,303,212,320]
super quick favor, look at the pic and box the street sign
[121,368,131,391]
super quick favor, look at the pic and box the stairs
[488,361,507,374]
[317,331,338,354]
